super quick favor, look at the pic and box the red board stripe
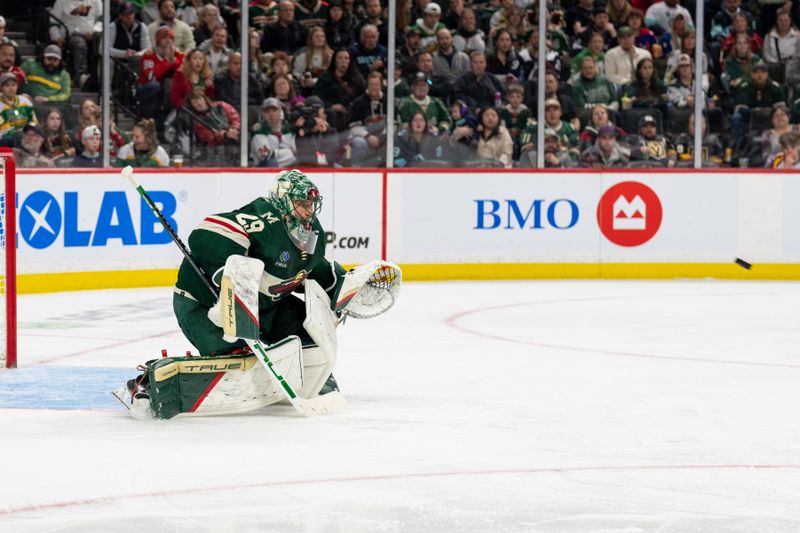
[188,372,225,413]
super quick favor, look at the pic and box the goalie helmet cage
[0,148,16,368]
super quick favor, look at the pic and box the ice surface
[1,280,799,532]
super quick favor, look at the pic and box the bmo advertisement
[387,171,744,265]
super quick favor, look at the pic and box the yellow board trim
[16,263,800,294]
[18,269,179,294]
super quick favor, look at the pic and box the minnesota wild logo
[267,270,308,298]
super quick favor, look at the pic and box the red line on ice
[445,300,800,369]
[2,463,799,516]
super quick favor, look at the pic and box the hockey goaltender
[114,169,401,419]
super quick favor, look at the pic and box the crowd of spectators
[3,0,800,168]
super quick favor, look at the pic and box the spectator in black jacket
[314,48,365,129]
[347,71,386,166]
[214,52,264,108]
[324,0,355,48]
[261,0,308,54]
[453,50,505,110]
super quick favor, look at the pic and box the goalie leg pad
[133,339,304,419]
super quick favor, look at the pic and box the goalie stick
[120,166,344,417]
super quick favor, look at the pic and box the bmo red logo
[597,181,662,247]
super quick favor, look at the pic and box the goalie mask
[269,169,322,252]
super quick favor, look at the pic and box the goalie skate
[111,383,154,420]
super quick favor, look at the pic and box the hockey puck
[734,258,752,270]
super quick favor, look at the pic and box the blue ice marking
[0,366,136,410]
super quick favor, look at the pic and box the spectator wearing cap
[324,0,355,48]
[520,99,579,162]
[73,124,103,167]
[673,112,724,166]
[49,0,103,88]
[215,52,264,109]
[261,0,309,55]
[630,114,676,166]
[572,56,618,111]
[349,24,388,78]
[664,30,709,87]
[252,97,288,135]
[293,95,339,165]
[109,3,152,59]
[527,72,579,130]
[398,28,423,75]
[139,26,185,120]
[148,0,196,54]
[20,45,71,104]
[0,42,25,89]
[396,71,451,134]
[666,53,705,109]
[432,28,470,84]
[413,51,450,100]
[604,26,651,86]
[644,0,693,35]
[453,50,505,110]
[580,124,630,167]
[731,61,787,139]
[0,72,37,142]
[543,98,579,154]
[522,128,575,168]
[578,104,618,150]
[13,124,54,168]
[0,17,21,67]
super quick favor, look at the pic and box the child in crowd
[73,125,103,167]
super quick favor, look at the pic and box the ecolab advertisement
[15,171,383,275]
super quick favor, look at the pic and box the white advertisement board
[388,171,795,265]
[15,170,384,275]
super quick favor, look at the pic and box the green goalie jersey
[175,196,340,310]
